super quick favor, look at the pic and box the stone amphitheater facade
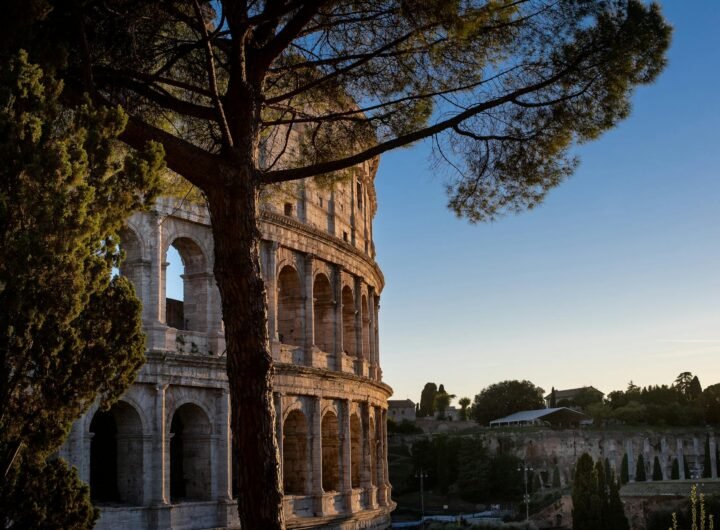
[60,160,394,530]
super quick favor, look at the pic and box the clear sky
[373,2,720,404]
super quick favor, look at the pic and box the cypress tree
[572,453,600,530]
[607,476,630,530]
[620,454,629,485]
[703,436,712,478]
[652,456,663,481]
[594,460,609,530]
[0,52,162,528]
[671,458,680,480]
[635,454,647,482]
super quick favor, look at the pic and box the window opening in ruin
[283,410,309,494]
[277,266,304,347]
[321,411,340,491]
[319,196,324,208]
[343,231,348,242]
[170,404,211,502]
[165,238,208,333]
[284,202,293,216]
[356,182,363,210]
[89,402,144,505]
[313,274,334,353]
[341,286,358,357]
[350,414,362,488]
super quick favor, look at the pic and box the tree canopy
[472,379,545,425]
[4,1,672,526]
[0,51,162,528]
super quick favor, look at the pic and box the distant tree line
[587,372,719,427]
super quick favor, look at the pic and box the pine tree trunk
[206,169,285,530]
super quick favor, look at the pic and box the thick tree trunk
[206,170,285,530]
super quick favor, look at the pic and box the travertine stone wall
[60,165,393,530]
[468,428,718,487]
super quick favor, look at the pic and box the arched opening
[361,295,370,360]
[313,273,334,353]
[321,411,340,492]
[170,403,211,502]
[341,286,357,356]
[351,414,362,488]
[283,410,309,495]
[165,238,208,332]
[89,401,144,505]
[277,266,304,347]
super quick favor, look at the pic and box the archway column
[265,241,279,342]
[311,396,324,515]
[304,255,315,366]
[216,389,232,501]
[376,408,389,506]
[368,288,377,377]
[353,277,364,376]
[153,383,169,505]
[342,399,352,510]
[333,267,344,371]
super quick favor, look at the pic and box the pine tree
[0,51,162,528]
[652,456,663,481]
[635,455,647,482]
[621,454,630,485]
[671,458,680,480]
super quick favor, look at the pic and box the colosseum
[59,160,394,530]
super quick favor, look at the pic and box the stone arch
[283,410,309,495]
[361,294,370,360]
[313,273,334,353]
[321,411,341,492]
[164,236,209,332]
[351,413,362,488]
[89,401,144,505]
[341,285,357,357]
[277,265,304,347]
[170,403,212,501]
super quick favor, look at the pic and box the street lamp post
[517,462,533,522]
[415,468,429,527]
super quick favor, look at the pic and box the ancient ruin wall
[60,165,393,530]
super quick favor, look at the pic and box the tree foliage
[620,454,629,485]
[4,0,672,526]
[572,453,628,530]
[458,397,472,421]
[419,382,438,418]
[635,454,647,482]
[652,456,663,481]
[0,51,162,528]
[472,380,545,425]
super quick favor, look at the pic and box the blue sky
[373,2,720,403]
